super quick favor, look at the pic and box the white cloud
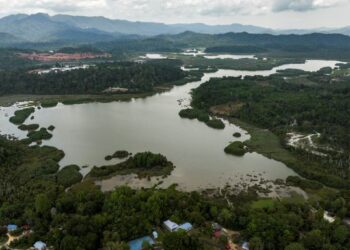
[0,0,348,28]
[272,0,345,12]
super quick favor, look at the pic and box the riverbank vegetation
[1,136,350,249]
[190,66,350,189]
[179,108,225,129]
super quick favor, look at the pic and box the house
[212,222,222,232]
[128,236,154,250]
[176,222,193,232]
[163,220,179,232]
[34,241,47,250]
[7,224,17,232]
[242,241,250,250]
[152,231,158,239]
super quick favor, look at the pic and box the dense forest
[0,61,186,95]
[1,136,350,250]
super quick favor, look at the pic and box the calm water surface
[0,60,342,191]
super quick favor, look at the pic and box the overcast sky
[0,0,349,29]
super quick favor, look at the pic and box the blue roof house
[128,236,155,250]
[7,224,18,232]
[176,222,193,232]
[34,241,47,250]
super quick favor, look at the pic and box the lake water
[0,59,343,191]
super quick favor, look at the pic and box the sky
[0,0,349,29]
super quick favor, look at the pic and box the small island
[90,152,174,179]
[233,132,241,138]
[105,150,131,161]
[224,141,246,156]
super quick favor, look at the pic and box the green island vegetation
[57,165,83,188]
[26,128,53,142]
[105,150,131,161]
[18,123,39,131]
[190,64,350,189]
[90,152,174,179]
[179,108,225,129]
[1,136,350,249]
[233,132,241,138]
[205,118,225,129]
[224,141,246,156]
[9,107,35,124]
[48,125,55,131]
[41,100,58,108]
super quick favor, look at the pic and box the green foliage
[205,119,225,129]
[57,165,83,188]
[233,132,241,138]
[9,107,35,124]
[18,123,39,131]
[48,125,55,131]
[286,176,323,190]
[0,62,186,95]
[224,141,246,156]
[27,128,53,142]
[41,100,58,108]
[162,230,202,250]
[179,108,209,122]
[105,150,130,161]
[90,152,174,178]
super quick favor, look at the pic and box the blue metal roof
[7,224,18,231]
[177,222,193,232]
[128,236,155,250]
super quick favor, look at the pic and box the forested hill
[0,62,186,95]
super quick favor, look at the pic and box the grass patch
[224,141,246,156]
[57,165,83,188]
[251,199,276,210]
[232,119,296,164]
[9,107,35,124]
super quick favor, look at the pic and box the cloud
[272,0,345,12]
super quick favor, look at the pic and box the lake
[0,59,343,191]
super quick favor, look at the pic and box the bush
[9,108,35,124]
[224,141,246,156]
[205,119,225,129]
[27,128,52,142]
[233,132,241,138]
[286,176,323,190]
[57,165,83,188]
[18,124,39,131]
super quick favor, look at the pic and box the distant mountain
[0,32,25,46]
[0,13,349,46]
